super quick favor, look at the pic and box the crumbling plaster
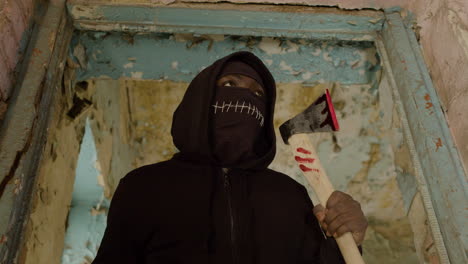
[74,32,380,85]
[17,89,86,264]
[71,0,468,176]
[64,25,425,261]
[74,79,418,264]
[2,0,467,172]
[61,1,464,262]
[16,78,140,264]
[201,1,467,180]
[0,0,465,263]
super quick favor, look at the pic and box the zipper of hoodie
[223,168,239,263]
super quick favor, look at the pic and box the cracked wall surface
[2,0,466,174]
[74,32,380,85]
[76,0,467,179]
[14,77,141,264]
[15,86,86,264]
[0,1,465,263]
[60,78,418,263]
[54,30,421,263]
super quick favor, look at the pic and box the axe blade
[279,89,340,144]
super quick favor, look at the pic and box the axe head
[279,89,340,144]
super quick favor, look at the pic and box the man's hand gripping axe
[279,89,365,264]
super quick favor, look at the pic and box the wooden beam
[67,2,385,41]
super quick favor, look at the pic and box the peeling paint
[0,1,464,264]
[123,62,134,69]
[424,93,434,115]
[71,32,380,85]
[0,234,7,244]
[258,37,284,54]
[301,71,319,80]
[67,4,384,39]
[58,71,417,263]
[311,48,321,56]
[435,138,443,152]
[130,71,143,79]
[381,12,467,262]
[70,5,104,21]
[271,82,416,262]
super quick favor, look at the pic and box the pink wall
[404,0,468,175]
[0,0,36,117]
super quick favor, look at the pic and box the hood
[171,51,277,170]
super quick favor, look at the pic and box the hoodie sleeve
[92,173,147,264]
[299,185,348,264]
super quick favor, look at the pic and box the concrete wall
[0,0,37,121]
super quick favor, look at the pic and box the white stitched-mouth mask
[211,86,266,166]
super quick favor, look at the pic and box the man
[92,51,367,264]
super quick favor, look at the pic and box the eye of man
[218,75,265,98]
[253,90,264,97]
[223,80,234,87]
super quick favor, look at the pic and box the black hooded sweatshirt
[92,51,346,264]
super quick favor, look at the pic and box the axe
[279,87,365,264]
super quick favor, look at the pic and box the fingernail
[326,231,331,237]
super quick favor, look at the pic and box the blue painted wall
[72,32,380,85]
[61,119,108,264]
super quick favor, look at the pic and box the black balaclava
[171,51,277,171]
[211,61,267,167]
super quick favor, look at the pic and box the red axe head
[279,89,340,144]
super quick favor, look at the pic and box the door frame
[0,1,465,263]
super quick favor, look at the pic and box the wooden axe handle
[289,133,365,264]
